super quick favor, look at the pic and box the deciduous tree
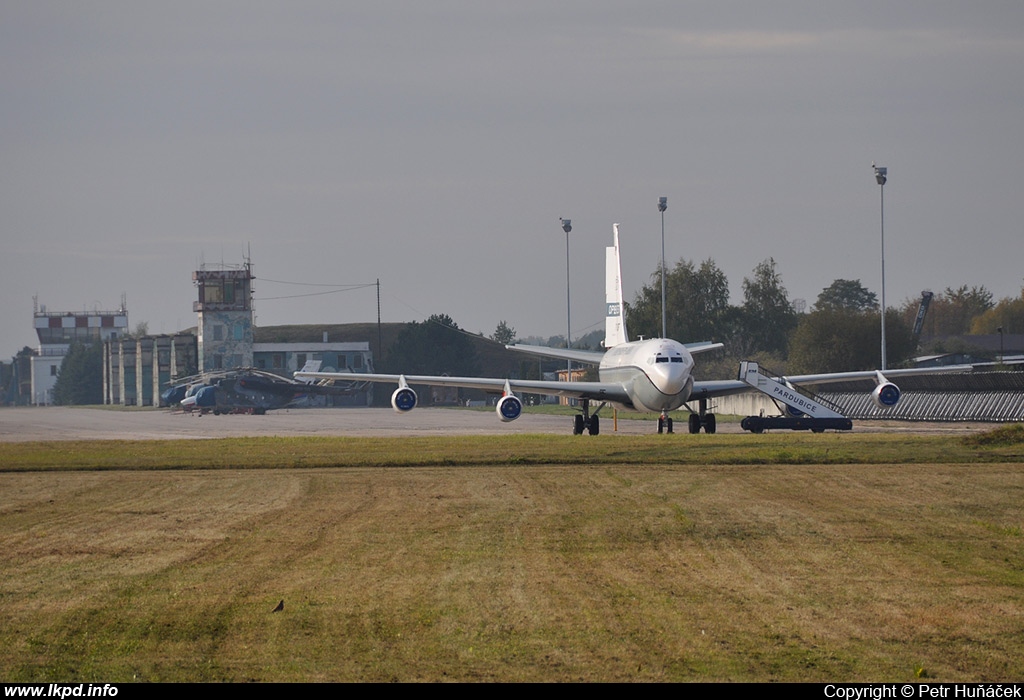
[970,286,1024,335]
[741,258,797,357]
[815,279,878,312]
[383,314,479,378]
[53,342,103,405]
[626,258,730,342]
[789,309,915,374]
[912,285,995,336]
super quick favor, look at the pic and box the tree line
[625,257,1022,377]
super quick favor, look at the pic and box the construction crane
[912,290,934,337]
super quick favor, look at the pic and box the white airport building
[31,301,129,405]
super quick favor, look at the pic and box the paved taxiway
[0,406,668,441]
[0,406,993,442]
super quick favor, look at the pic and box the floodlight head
[561,218,572,234]
[874,165,887,186]
[658,196,668,212]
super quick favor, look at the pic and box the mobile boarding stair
[737,361,853,433]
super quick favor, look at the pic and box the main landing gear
[656,412,715,434]
[658,400,717,435]
[685,398,717,434]
[572,399,605,435]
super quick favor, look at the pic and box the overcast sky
[4,2,1023,356]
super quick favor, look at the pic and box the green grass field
[1,427,1022,681]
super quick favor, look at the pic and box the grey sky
[4,2,1023,356]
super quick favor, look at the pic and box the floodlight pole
[659,197,668,338]
[874,164,888,370]
[561,218,572,382]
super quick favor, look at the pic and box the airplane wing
[689,364,975,400]
[295,371,634,405]
[689,379,755,400]
[778,365,974,386]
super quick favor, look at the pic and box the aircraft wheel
[573,414,585,435]
[665,417,673,434]
[588,415,600,436]
[688,414,701,434]
[657,417,664,434]
[704,414,716,434]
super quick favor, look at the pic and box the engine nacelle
[872,382,901,409]
[496,394,523,422]
[391,386,418,413]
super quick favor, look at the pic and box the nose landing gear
[657,412,674,434]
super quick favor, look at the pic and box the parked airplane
[296,224,966,434]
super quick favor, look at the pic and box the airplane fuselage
[597,338,695,412]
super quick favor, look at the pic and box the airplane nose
[651,361,690,395]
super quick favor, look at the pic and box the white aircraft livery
[296,224,966,435]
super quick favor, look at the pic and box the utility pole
[873,163,888,370]
[560,218,573,381]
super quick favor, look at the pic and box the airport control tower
[193,261,254,372]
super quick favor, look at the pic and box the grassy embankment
[1,425,1022,682]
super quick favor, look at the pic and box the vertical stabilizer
[605,224,628,348]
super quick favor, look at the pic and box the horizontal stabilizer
[504,343,606,366]
[683,342,724,354]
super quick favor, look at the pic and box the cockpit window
[671,357,684,363]
[655,357,669,363]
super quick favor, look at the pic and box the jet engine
[496,394,523,422]
[391,386,418,413]
[871,381,901,408]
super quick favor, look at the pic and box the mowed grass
[4,428,1024,471]
[1,428,1022,681]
